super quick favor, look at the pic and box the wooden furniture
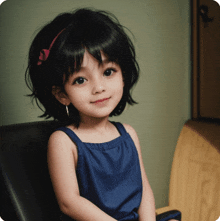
[192,0,220,119]
[156,119,220,221]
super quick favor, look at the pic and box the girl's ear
[52,86,71,106]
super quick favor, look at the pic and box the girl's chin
[79,111,113,121]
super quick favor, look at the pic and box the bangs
[55,10,125,75]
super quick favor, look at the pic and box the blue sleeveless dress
[56,122,142,221]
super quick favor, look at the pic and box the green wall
[0,0,190,209]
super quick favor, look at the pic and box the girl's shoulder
[122,123,141,152]
[48,129,78,165]
[122,123,138,138]
[49,123,78,143]
[48,129,77,152]
[49,128,71,142]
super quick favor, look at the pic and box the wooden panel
[169,120,220,221]
[192,0,199,119]
[199,0,220,118]
[192,0,220,119]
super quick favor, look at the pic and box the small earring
[66,105,69,117]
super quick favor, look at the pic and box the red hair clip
[37,29,65,65]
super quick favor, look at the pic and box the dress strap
[112,122,127,136]
[55,127,82,145]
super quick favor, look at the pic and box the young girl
[25,8,177,221]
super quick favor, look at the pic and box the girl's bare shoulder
[123,123,141,151]
[48,129,77,152]
[123,123,138,138]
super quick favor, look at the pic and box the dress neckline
[62,121,128,146]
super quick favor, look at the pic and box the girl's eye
[74,77,87,85]
[104,68,116,77]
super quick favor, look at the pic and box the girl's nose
[92,78,105,94]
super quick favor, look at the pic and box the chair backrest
[0,120,63,221]
[169,119,220,221]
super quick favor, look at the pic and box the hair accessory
[66,105,69,117]
[37,29,65,65]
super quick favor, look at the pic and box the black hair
[25,8,139,127]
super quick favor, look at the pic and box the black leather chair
[0,120,181,221]
[0,121,63,221]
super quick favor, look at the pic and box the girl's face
[61,51,124,121]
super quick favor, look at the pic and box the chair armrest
[156,206,175,214]
[156,207,181,221]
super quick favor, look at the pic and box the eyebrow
[99,58,117,67]
[101,58,110,64]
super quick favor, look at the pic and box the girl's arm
[124,124,156,221]
[47,131,117,221]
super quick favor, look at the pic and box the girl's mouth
[92,98,110,104]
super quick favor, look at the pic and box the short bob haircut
[25,8,139,127]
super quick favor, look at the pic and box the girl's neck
[78,115,110,132]
[69,115,120,144]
